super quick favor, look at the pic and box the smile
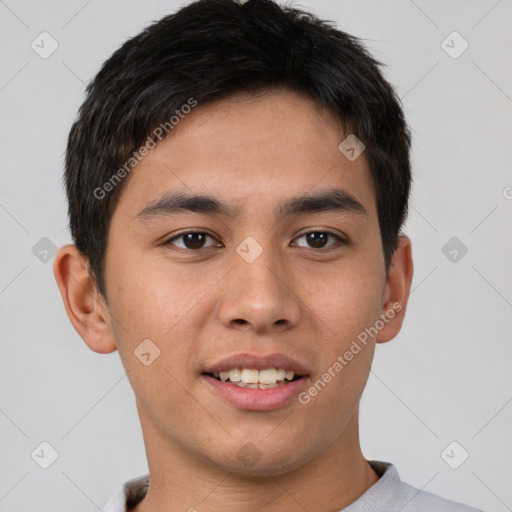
[209,368,299,388]
[202,353,309,411]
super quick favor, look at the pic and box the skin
[54,89,413,512]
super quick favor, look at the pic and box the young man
[53,0,484,510]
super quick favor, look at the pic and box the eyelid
[294,227,347,239]
[162,228,348,251]
[163,230,221,249]
[292,229,348,248]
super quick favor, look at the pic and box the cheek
[296,251,384,412]
[105,255,214,372]
[107,250,190,330]
[302,260,385,345]
[105,266,201,414]
[296,266,381,431]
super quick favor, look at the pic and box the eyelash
[163,230,347,252]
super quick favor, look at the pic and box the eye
[164,231,221,250]
[163,230,345,251]
[292,230,346,250]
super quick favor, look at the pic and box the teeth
[276,369,286,381]
[228,368,241,382]
[234,381,284,389]
[212,368,296,385]
[259,368,277,384]
[241,369,259,384]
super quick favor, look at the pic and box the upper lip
[203,353,310,376]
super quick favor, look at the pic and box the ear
[376,235,413,344]
[53,245,117,354]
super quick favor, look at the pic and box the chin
[211,445,310,478]
[228,461,304,478]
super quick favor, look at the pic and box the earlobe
[53,245,117,354]
[376,235,413,344]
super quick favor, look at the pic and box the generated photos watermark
[298,302,402,405]
[93,97,198,200]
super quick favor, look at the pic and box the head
[55,0,413,477]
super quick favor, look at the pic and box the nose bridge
[239,245,284,297]
[217,236,300,333]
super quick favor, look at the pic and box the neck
[133,405,379,512]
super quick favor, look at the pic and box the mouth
[201,353,309,411]
[204,367,305,389]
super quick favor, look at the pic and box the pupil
[184,233,205,249]
[307,232,327,248]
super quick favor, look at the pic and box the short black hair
[64,0,411,297]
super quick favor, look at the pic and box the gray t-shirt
[101,460,484,511]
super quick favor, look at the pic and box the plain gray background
[0,0,511,511]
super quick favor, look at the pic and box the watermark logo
[441,31,469,60]
[442,236,468,263]
[338,134,365,161]
[31,32,59,59]
[236,236,263,264]
[441,441,469,469]
[134,338,161,366]
[31,441,59,469]
[32,237,57,263]
[237,442,263,468]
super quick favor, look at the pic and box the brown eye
[165,232,219,250]
[293,231,345,249]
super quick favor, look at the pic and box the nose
[217,244,301,336]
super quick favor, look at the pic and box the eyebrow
[135,188,368,222]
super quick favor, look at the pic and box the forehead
[113,89,376,221]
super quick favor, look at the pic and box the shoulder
[394,479,485,511]
[342,461,485,512]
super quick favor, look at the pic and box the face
[102,89,394,476]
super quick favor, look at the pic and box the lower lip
[202,375,308,411]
